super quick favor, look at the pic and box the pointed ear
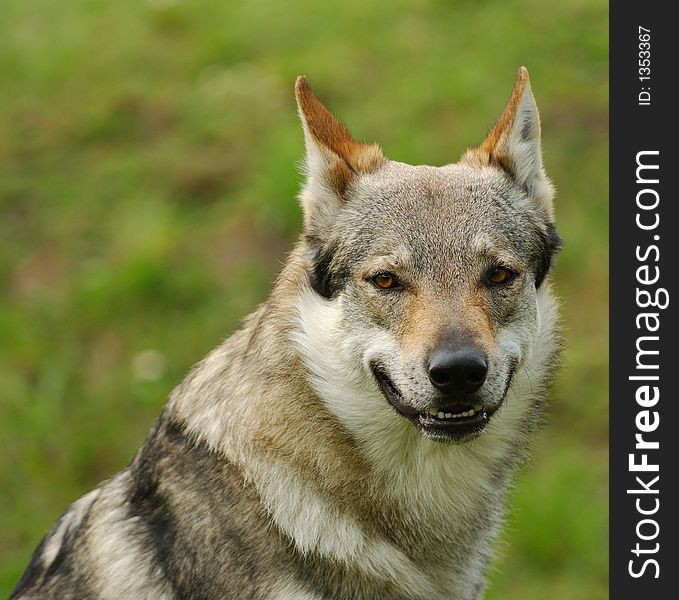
[461,67,554,217]
[295,76,385,230]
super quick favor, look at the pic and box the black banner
[610,2,678,597]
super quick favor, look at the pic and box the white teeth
[427,406,485,420]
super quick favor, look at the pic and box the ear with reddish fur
[295,76,385,230]
[461,67,554,217]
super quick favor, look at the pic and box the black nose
[428,347,488,395]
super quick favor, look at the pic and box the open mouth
[371,366,492,442]
[417,406,489,441]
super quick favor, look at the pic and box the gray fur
[11,72,561,600]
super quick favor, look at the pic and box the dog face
[293,70,560,443]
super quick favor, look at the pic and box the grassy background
[0,0,608,597]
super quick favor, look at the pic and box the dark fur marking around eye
[304,236,348,299]
[534,222,562,288]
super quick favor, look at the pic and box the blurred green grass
[0,0,608,597]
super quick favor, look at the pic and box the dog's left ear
[462,67,554,218]
[295,76,385,231]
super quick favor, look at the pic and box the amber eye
[486,267,515,286]
[372,273,399,290]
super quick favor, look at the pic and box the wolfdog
[11,67,561,600]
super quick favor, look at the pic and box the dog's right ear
[295,76,385,231]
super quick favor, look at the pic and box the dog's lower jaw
[417,416,489,444]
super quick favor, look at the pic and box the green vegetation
[0,0,607,596]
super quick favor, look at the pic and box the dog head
[292,69,560,444]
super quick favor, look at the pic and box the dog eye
[485,267,516,286]
[371,273,400,290]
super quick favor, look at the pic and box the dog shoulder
[9,489,100,599]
